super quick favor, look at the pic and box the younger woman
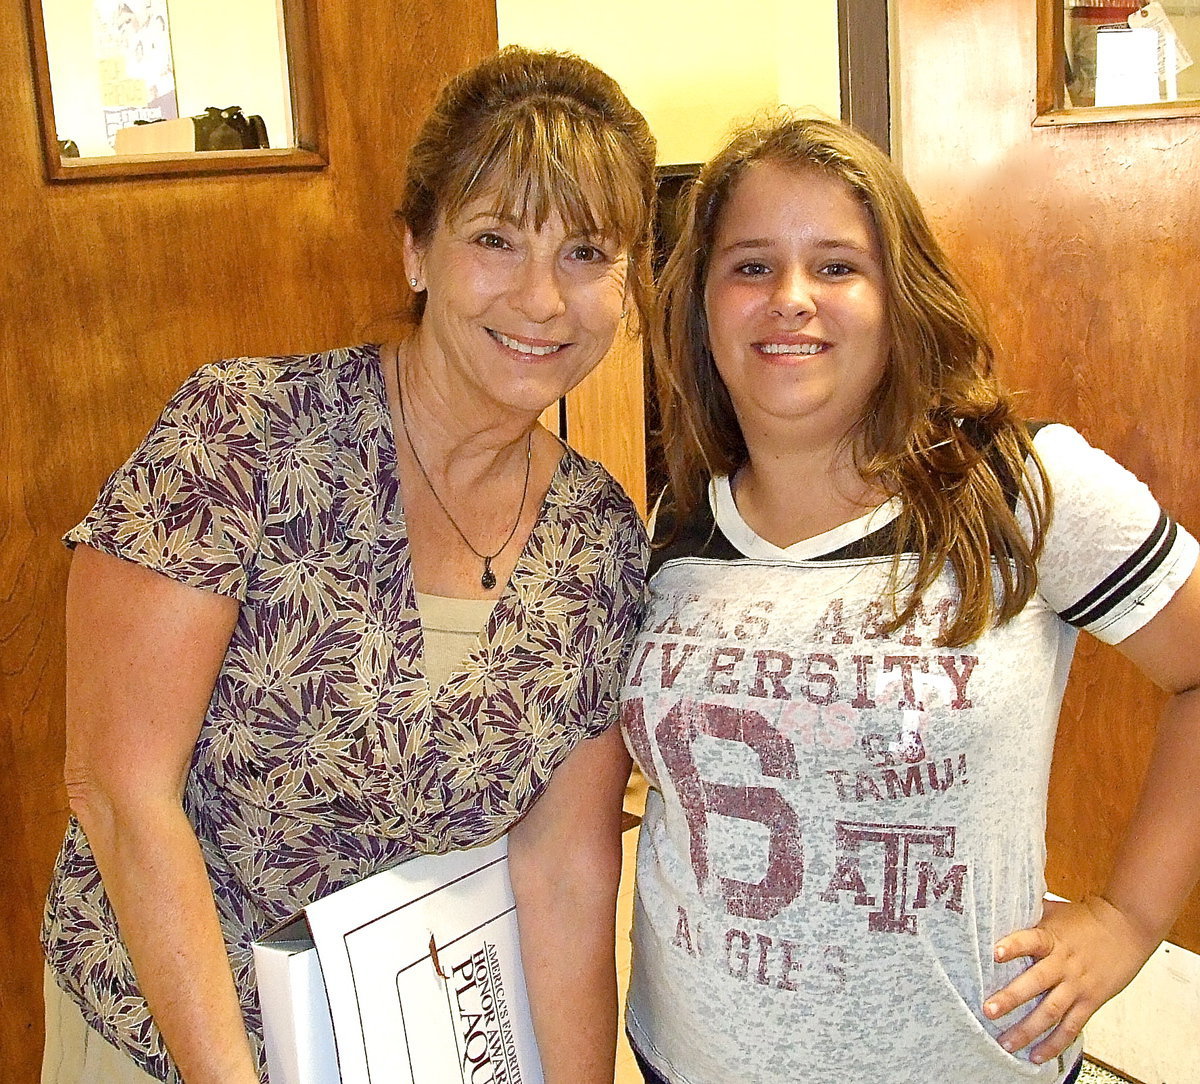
[621,115,1200,1083]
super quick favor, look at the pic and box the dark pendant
[481,559,497,590]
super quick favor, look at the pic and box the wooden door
[567,320,647,514]
[0,3,497,1078]
[894,0,1200,951]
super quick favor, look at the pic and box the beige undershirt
[415,591,495,690]
[42,967,158,1084]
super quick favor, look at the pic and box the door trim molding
[839,0,891,152]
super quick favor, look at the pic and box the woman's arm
[507,722,632,1084]
[64,544,259,1083]
[984,563,1200,1064]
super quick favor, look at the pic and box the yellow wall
[169,0,291,145]
[40,0,105,154]
[496,0,841,164]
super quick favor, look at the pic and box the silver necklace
[394,349,532,590]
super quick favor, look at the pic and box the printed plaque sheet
[255,837,542,1084]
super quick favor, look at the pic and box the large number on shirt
[653,700,803,921]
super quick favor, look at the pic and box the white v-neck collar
[710,475,901,561]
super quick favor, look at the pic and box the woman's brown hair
[397,46,657,328]
[654,114,1050,648]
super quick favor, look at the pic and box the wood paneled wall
[894,0,1200,952]
[0,3,498,1078]
[567,319,647,515]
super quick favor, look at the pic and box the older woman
[622,115,1200,1083]
[41,47,655,1084]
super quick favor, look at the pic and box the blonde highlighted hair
[654,114,1050,648]
[397,46,657,327]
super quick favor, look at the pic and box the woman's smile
[756,337,828,358]
[487,328,571,358]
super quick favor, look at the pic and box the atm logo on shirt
[623,697,968,933]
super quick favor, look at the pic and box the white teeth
[492,330,563,356]
[759,342,824,355]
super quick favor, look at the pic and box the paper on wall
[1129,2,1193,76]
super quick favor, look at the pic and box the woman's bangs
[454,111,645,249]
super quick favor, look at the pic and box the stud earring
[409,278,419,290]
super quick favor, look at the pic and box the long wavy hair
[396,46,657,329]
[654,114,1050,648]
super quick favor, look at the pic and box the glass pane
[40,0,293,159]
[1064,1,1200,108]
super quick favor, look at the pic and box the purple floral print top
[42,344,647,1082]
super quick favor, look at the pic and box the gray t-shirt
[622,424,1196,1083]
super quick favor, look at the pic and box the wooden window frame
[1035,0,1200,128]
[24,0,327,182]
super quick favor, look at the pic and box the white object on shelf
[1086,939,1200,1084]
[1095,25,1162,105]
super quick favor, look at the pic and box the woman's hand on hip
[983,895,1156,1064]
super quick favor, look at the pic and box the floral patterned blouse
[42,344,648,1082]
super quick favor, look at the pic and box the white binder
[254,837,543,1084]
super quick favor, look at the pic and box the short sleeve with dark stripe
[1029,424,1197,644]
